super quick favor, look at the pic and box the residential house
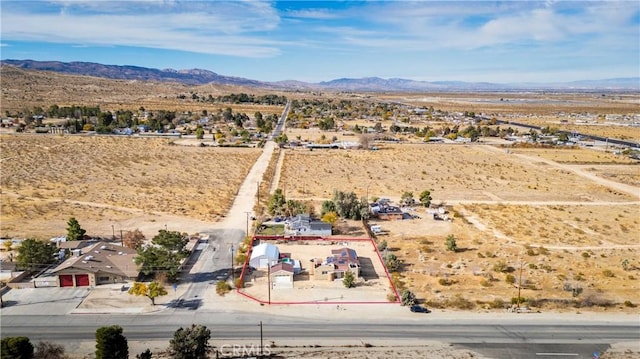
[375,205,404,220]
[284,214,332,237]
[313,247,360,280]
[51,242,138,287]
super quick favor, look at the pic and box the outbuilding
[249,243,280,269]
[269,262,294,289]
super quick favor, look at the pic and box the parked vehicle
[410,305,431,313]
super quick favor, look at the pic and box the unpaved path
[481,145,640,199]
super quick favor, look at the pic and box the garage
[59,275,74,287]
[75,274,90,287]
[273,274,293,289]
[269,262,294,289]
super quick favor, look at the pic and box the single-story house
[249,243,280,269]
[375,206,404,220]
[269,262,294,289]
[313,247,360,280]
[51,242,138,287]
[284,214,332,236]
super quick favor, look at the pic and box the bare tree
[123,229,146,250]
[359,133,373,149]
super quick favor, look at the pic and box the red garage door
[59,275,74,287]
[75,274,90,287]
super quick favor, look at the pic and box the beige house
[313,247,360,280]
[51,242,138,287]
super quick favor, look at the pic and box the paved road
[2,313,638,358]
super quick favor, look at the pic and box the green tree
[445,234,457,252]
[1,337,34,359]
[66,217,86,241]
[34,341,66,359]
[385,253,400,272]
[135,246,183,282]
[419,190,432,208]
[557,132,569,142]
[342,270,356,288]
[401,289,416,306]
[16,238,56,272]
[267,188,286,216]
[400,191,415,206]
[169,324,211,359]
[95,325,128,359]
[320,200,337,216]
[332,190,365,220]
[152,230,187,253]
[195,126,204,139]
[377,239,388,252]
[128,281,168,305]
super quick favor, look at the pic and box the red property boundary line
[236,235,401,305]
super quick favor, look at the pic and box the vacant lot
[0,134,261,239]
[278,144,636,203]
[275,141,639,311]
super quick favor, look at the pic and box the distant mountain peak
[1,59,638,91]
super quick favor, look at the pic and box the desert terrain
[0,67,639,358]
[0,134,262,239]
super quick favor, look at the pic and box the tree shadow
[167,298,201,310]
[0,300,18,308]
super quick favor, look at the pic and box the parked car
[410,305,431,313]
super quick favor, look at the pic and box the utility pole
[244,211,251,237]
[120,230,123,247]
[517,260,524,311]
[111,224,115,240]
[230,243,235,283]
[260,321,264,356]
[267,263,271,305]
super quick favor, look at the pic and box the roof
[58,240,96,250]
[331,247,358,261]
[250,243,280,261]
[270,262,294,274]
[52,242,138,278]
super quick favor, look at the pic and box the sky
[1,1,639,83]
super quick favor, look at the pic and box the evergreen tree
[1,336,34,359]
[66,217,86,241]
[169,324,211,359]
[342,270,356,288]
[95,325,128,359]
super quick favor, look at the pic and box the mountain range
[1,59,638,92]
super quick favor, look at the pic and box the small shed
[249,243,280,269]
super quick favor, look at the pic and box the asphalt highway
[2,312,639,358]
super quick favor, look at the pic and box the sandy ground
[240,239,393,303]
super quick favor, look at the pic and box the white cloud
[1,1,282,57]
